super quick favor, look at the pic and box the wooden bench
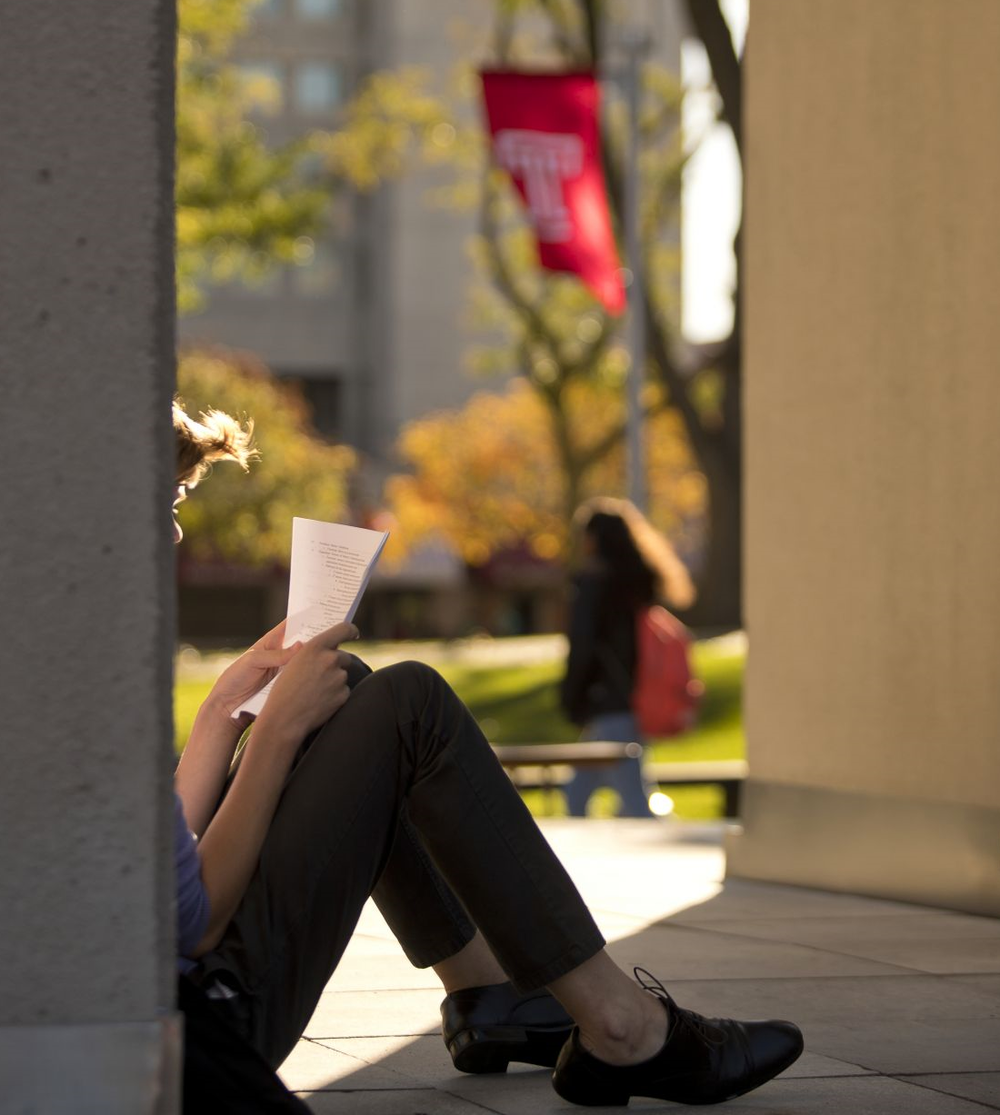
[644,758,747,818]
[491,741,747,818]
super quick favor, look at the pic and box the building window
[294,374,344,441]
[294,0,343,19]
[253,0,285,19]
[294,62,342,114]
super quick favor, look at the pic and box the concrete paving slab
[667,878,927,923]
[306,1035,457,1088]
[303,989,441,1040]
[586,909,674,943]
[898,1072,1000,1107]
[605,921,912,980]
[803,1017,1000,1075]
[538,820,726,926]
[279,1038,415,1092]
[301,1037,882,1092]
[736,1074,997,1114]
[334,931,412,956]
[450,1070,654,1115]
[778,1051,877,1079]
[950,974,1000,1001]
[299,1087,497,1114]
[678,912,1000,974]
[653,974,1000,1025]
[692,909,1000,944]
[278,818,1000,1113]
[319,953,441,992]
[309,1038,567,1113]
[432,1071,731,1115]
[299,1069,988,1115]
[824,935,1000,976]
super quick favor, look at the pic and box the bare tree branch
[579,0,600,67]
[684,0,742,155]
[493,0,517,64]
[479,177,560,353]
[576,394,663,474]
[537,0,591,65]
[643,287,716,464]
[480,170,621,382]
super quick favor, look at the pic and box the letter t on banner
[480,70,626,315]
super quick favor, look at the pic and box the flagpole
[623,27,649,514]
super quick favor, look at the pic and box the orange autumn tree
[383,378,705,574]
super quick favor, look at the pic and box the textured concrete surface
[738,0,1000,913]
[279,819,1000,1113]
[0,0,179,1108]
[0,0,177,1027]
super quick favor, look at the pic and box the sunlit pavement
[278,818,1000,1113]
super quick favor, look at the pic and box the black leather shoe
[442,982,574,1074]
[552,969,803,1106]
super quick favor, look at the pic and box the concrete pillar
[731,0,1000,915]
[0,1,180,1111]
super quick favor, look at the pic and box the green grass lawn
[174,634,745,820]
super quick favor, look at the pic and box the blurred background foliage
[176,0,451,313]
[175,0,738,620]
[177,0,330,311]
[383,377,705,570]
[176,347,355,566]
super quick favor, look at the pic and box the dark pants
[194,659,605,1069]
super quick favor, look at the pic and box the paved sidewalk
[278,819,1000,1113]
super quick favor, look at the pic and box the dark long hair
[576,497,695,611]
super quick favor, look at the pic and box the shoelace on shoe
[633,967,726,1049]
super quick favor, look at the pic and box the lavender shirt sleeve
[174,792,210,966]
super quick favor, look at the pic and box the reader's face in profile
[172,485,187,544]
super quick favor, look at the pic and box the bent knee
[378,659,442,692]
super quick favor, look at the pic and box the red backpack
[631,606,703,737]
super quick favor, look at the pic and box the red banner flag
[480,70,626,315]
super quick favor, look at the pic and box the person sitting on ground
[172,399,803,1106]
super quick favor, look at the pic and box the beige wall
[730,0,1000,913]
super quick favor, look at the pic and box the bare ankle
[579,991,668,1066]
[433,933,508,995]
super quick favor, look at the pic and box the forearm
[175,696,247,837]
[190,713,304,955]
[182,620,357,956]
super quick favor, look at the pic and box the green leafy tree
[176,0,449,312]
[176,0,329,312]
[176,348,355,567]
[175,1,445,565]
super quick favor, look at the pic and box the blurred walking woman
[560,498,695,817]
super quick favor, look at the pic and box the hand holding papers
[233,518,388,719]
